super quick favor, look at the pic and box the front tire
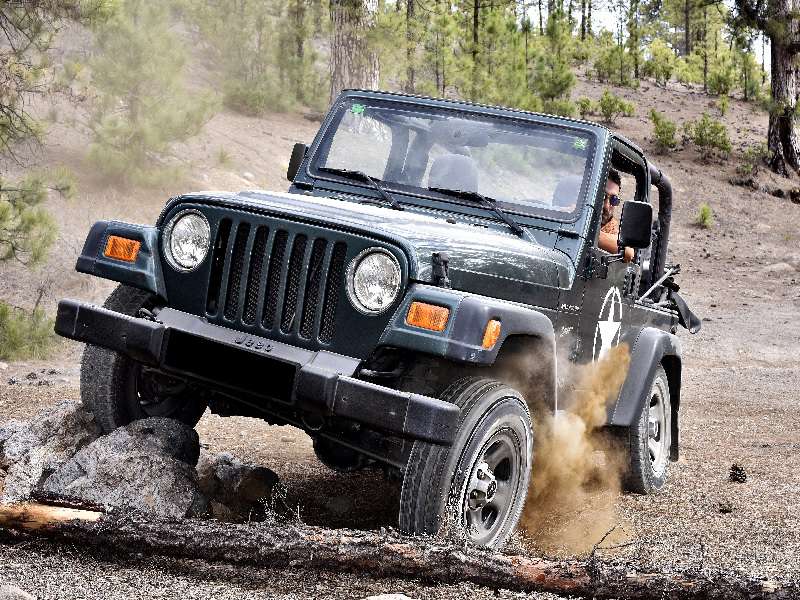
[80,285,207,433]
[622,365,671,494]
[399,378,533,549]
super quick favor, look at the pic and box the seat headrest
[428,154,479,193]
[552,175,583,209]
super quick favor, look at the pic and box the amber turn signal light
[104,235,141,262]
[482,319,502,349]
[406,302,450,332]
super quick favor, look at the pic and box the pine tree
[89,0,215,184]
[0,0,111,160]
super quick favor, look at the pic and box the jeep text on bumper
[55,299,460,446]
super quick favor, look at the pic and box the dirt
[2,73,800,598]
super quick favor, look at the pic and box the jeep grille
[206,219,347,344]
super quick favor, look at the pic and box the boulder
[0,401,100,503]
[42,418,207,520]
[0,586,35,600]
[196,451,279,521]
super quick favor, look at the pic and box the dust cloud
[519,343,632,555]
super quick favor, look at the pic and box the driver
[598,168,634,263]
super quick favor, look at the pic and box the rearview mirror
[287,143,308,182]
[618,201,653,249]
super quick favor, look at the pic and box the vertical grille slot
[319,242,347,344]
[223,222,251,320]
[206,218,232,315]
[280,234,308,333]
[261,230,289,329]
[299,238,328,339]
[242,226,269,324]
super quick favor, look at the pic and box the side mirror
[618,201,653,249]
[287,143,308,182]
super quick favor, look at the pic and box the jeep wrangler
[55,90,699,548]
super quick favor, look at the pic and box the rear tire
[80,285,207,433]
[622,365,671,494]
[399,378,532,549]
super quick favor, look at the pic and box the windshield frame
[305,94,604,225]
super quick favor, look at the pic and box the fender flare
[380,284,556,366]
[609,326,682,460]
[75,220,167,299]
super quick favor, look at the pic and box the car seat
[428,154,479,192]
[551,175,583,210]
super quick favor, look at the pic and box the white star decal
[592,287,623,361]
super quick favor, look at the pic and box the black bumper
[55,300,459,446]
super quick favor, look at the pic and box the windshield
[312,99,596,219]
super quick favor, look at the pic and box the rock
[42,418,206,519]
[196,451,278,521]
[0,361,7,370]
[362,595,415,600]
[0,586,35,600]
[762,262,797,275]
[790,188,800,204]
[0,401,100,503]
[241,171,255,181]
[729,463,747,483]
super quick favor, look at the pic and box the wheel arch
[609,326,682,461]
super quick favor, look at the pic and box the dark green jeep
[55,90,699,548]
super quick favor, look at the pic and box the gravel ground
[2,73,800,597]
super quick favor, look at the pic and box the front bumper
[55,300,459,446]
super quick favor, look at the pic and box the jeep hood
[180,190,575,292]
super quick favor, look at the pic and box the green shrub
[598,89,635,124]
[543,98,577,118]
[737,144,769,176]
[684,113,732,160]
[674,54,702,87]
[577,96,596,118]
[643,39,676,87]
[222,80,291,116]
[695,203,714,229]
[0,302,56,361]
[717,96,730,117]
[649,109,678,154]
[593,33,635,86]
[708,52,736,96]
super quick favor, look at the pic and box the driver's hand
[623,247,634,263]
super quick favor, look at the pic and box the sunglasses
[605,192,621,207]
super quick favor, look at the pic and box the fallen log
[0,503,795,600]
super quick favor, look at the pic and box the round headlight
[163,210,210,271]
[347,248,402,314]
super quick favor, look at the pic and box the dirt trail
[2,76,800,598]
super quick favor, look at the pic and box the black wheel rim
[461,427,523,546]
[125,362,189,419]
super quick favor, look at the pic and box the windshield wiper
[428,187,536,243]
[318,167,403,211]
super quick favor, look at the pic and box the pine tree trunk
[768,32,800,175]
[539,0,544,34]
[406,0,415,93]
[329,0,380,103]
[471,0,480,100]
[702,6,708,92]
[684,0,691,55]
[587,0,592,36]
[291,0,306,101]
[580,0,586,40]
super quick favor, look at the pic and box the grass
[216,147,233,168]
[695,203,714,229]
[0,302,57,361]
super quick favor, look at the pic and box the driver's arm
[598,230,635,262]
